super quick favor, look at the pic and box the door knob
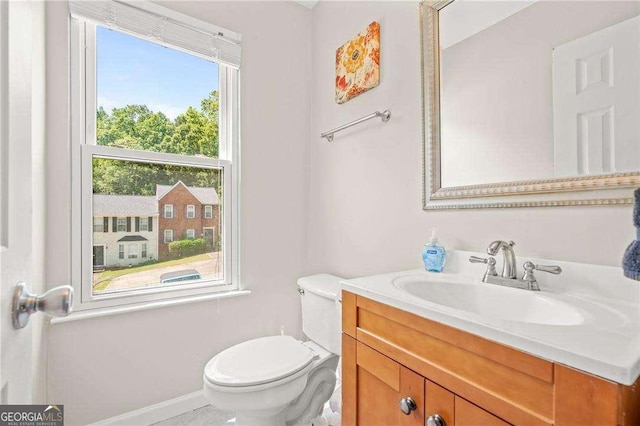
[12,282,74,329]
[427,414,446,426]
[399,397,417,415]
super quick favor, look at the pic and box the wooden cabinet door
[342,334,424,426]
[425,379,455,426]
[455,396,511,426]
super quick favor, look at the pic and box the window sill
[50,289,251,324]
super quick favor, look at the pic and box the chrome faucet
[487,240,517,279]
[470,241,562,291]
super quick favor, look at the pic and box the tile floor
[152,401,340,426]
[152,405,235,426]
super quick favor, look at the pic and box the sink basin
[392,274,585,326]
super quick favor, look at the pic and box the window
[164,205,174,219]
[186,205,195,219]
[72,0,240,309]
[204,205,213,219]
[117,217,126,232]
[93,217,104,232]
[128,244,138,259]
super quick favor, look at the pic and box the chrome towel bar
[320,109,391,142]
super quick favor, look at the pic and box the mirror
[421,0,640,209]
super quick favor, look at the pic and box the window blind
[69,0,241,68]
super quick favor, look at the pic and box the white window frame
[116,217,126,232]
[71,9,240,311]
[118,244,125,260]
[164,204,174,219]
[204,205,213,219]
[164,229,174,244]
[93,217,104,232]
[139,216,148,232]
[186,229,195,239]
[186,204,195,219]
[141,243,148,258]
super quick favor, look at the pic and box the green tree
[93,90,221,196]
[97,105,174,151]
[166,107,212,156]
[201,90,219,122]
[164,91,219,157]
[93,158,160,195]
[93,159,221,196]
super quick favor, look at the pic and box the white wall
[45,2,311,424]
[308,1,634,280]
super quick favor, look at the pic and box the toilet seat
[204,336,316,388]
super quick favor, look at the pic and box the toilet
[203,274,343,426]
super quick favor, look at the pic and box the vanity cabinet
[341,291,640,426]
[425,379,509,426]
[344,337,424,426]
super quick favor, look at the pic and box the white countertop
[341,250,640,385]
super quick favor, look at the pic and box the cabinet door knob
[427,414,446,426]
[399,397,417,415]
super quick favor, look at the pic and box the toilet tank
[298,274,343,356]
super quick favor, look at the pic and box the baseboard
[90,390,207,426]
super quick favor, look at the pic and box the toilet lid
[204,336,316,387]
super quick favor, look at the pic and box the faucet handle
[522,262,562,291]
[469,256,498,279]
[523,261,562,275]
[470,256,492,264]
[534,264,562,275]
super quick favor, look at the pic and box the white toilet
[203,274,343,426]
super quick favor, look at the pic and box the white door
[553,15,640,177]
[0,1,43,404]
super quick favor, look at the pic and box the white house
[92,194,159,268]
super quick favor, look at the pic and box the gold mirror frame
[420,1,639,210]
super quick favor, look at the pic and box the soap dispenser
[423,228,446,272]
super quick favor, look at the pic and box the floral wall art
[335,21,380,104]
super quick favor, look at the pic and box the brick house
[92,182,220,267]
[156,181,220,260]
[92,195,159,268]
